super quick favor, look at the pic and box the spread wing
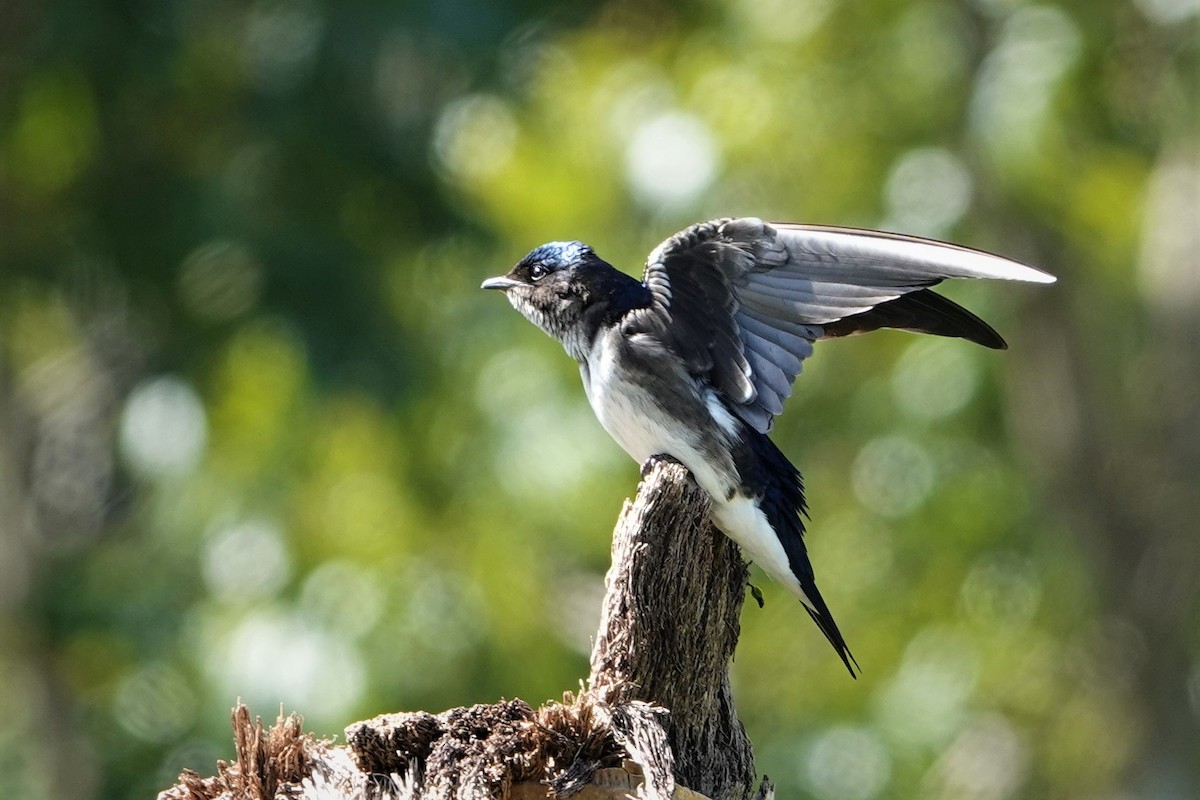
[631,217,1055,433]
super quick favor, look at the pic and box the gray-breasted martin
[482,217,1055,677]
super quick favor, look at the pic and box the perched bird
[482,217,1055,677]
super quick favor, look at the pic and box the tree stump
[587,460,754,797]
[157,460,766,800]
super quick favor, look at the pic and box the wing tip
[956,257,1058,285]
[776,223,1059,285]
[1015,265,1058,284]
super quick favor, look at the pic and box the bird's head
[482,241,621,356]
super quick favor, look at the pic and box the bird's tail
[747,431,860,678]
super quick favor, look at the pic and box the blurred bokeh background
[1,0,1197,797]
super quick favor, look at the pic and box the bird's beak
[481,275,519,291]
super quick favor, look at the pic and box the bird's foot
[640,453,682,478]
[748,582,765,609]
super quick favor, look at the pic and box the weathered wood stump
[158,460,767,800]
[587,460,754,797]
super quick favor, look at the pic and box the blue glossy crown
[524,241,593,269]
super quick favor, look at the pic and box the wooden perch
[158,460,770,800]
[587,459,755,796]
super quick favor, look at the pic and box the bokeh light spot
[891,5,968,94]
[477,348,620,499]
[924,714,1030,800]
[601,61,675,141]
[119,376,208,479]
[882,147,973,238]
[202,518,291,602]
[433,94,518,185]
[852,434,936,518]
[891,337,981,421]
[178,240,263,322]
[320,471,409,557]
[243,0,325,93]
[299,560,386,640]
[113,663,197,743]
[1133,0,1200,23]
[1138,153,1200,314]
[372,560,488,695]
[810,511,894,594]
[959,553,1041,629]
[28,356,114,544]
[624,111,720,210]
[547,569,607,654]
[970,6,1081,163]
[494,403,614,500]
[803,725,892,800]
[691,65,774,148]
[874,627,981,750]
[6,70,97,196]
[735,0,834,43]
[210,322,308,472]
[205,609,364,726]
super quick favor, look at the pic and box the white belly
[586,371,666,464]
[580,332,811,609]
[711,494,815,611]
[582,333,733,502]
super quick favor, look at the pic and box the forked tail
[745,430,860,678]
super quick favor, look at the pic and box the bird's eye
[529,264,548,281]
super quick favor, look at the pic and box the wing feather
[738,323,805,375]
[742,342,792,398]
[736,313,814,359]
[637,217,1054,432]
[742,351,788,415]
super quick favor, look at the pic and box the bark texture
[588,460,755,799]
[156,460,762,800]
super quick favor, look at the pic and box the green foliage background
[1,1,1197,798]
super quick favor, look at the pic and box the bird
[481,217,1055,677]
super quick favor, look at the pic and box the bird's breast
[582,335,678,465]
[579,333,808,606]
[581,330,741,502]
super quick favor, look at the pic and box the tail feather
[739,429,859,678]
[801,593,860,679]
